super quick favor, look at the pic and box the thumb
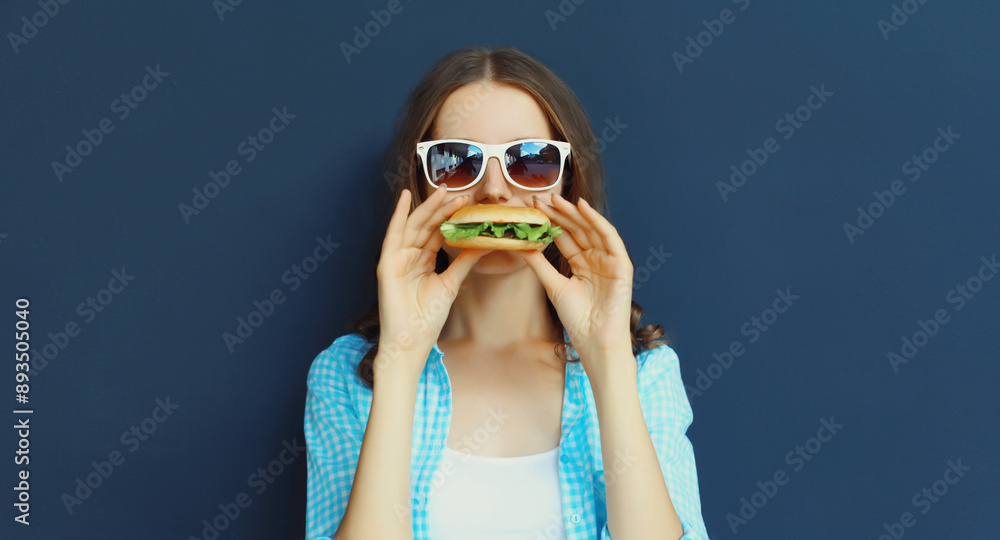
[438,248,492,295]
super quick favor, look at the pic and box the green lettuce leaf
[440,220,563,244]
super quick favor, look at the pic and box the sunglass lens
[505,142,562,188]
[428,142,482,189]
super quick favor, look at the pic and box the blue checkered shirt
[305,329,710,539]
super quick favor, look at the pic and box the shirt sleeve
[304,340,366,540]
[600,343,710,540]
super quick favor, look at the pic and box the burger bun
[444,204,551,251]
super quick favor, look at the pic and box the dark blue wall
[2,1,997,538]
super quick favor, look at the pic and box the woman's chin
[446,246,526,274]
[478,249,524,266]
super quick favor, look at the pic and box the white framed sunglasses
[415,138,572,191]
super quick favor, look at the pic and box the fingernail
[579,197,589,206]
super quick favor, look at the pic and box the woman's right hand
[374,186,491,379]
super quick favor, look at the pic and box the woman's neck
[439,259,560,350]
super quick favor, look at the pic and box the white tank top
[425,444,568,540]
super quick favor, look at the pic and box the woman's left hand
[515,193,635,371]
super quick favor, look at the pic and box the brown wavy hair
[349,46,670,390]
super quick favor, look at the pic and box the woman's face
[425,81,566,273]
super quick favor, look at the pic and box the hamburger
[439,204,563,250]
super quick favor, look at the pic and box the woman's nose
[475,156,511,203]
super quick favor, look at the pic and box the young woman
[305,46,709,540]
